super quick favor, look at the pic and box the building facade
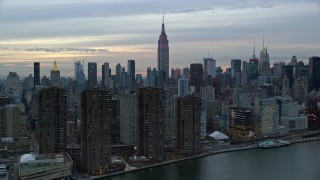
[119,93,136,146]
[190,63,204,94]
[203,57,216,79]
[308,56,320,92]
[50,61,60,87]
[88,62,97,89]
[34,62,40,89]
[175,95,200,156]
[39,87,67,154]
[136,87,165,163]
[80,88,112,175]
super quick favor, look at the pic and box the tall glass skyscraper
[88,62,97,89]
[34,62,40,89]
[75,61,85,92]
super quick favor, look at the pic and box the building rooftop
[19,153,72,172]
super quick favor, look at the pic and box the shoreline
[91,136,320,180]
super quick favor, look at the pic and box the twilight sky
[0,0,319,78]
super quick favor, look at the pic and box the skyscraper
[50,60,60,87]
[249,58,259,81]
[190,63,204,94]
[291,55,298,65]
[127,60,135,82]
[137,87,165,163]
[273,61,285,80]
[231,59,242,86]
[157,15,169,80]
[178,76,189,97]
[182,67,190,78]
[308,56,320,92]
[80,88,112,175]
[6,72,22,96]
[175,95,201,156]
[116,63,121,83]
[231,59,241,78]
[127,60,136,89]
[242,61,248,85]
[203,57,216,79]
[102,62,110,88]
[119,93,136,146]
[75,61,85,92]
[88,62,97,89]
[34,62,40,89]
[259,47,271,77]
[39,87,67,154]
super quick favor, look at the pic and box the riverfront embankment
[90,135,320,180]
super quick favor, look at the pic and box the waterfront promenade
[90,135,320,180]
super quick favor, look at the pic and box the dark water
[109,141,320,180]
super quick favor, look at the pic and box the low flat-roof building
[18,153,73,180]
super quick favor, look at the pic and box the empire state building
[157,15,169,79]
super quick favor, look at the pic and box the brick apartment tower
[175,95,201,156]
[80,88,112,176]
[137,87,165,163]
[39,87,67,154]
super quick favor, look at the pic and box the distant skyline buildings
[259,47,271,77]
[203,57,216,79]
[88,62,97,89]
[75,61,86,92]
[0,0,319,78]
[34,62,40,89]
[50,60,60,87]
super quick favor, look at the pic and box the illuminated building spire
[52,60,59,71]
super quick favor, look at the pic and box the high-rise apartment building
[157,16,169,80]
[34,62,40,89]
[136,87,165,163]
[308,56,320,92]
[119,93,136,146]
[80,88,112,175]
[88,62,97,89]
[39,87,67,154]
[175,95,200,156]
[0,105,22,137]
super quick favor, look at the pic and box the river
[108,141,320,180]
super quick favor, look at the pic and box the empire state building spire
[158,13,169,81]
[161,12,165,34]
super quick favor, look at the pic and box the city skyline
[0,0,319,77]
